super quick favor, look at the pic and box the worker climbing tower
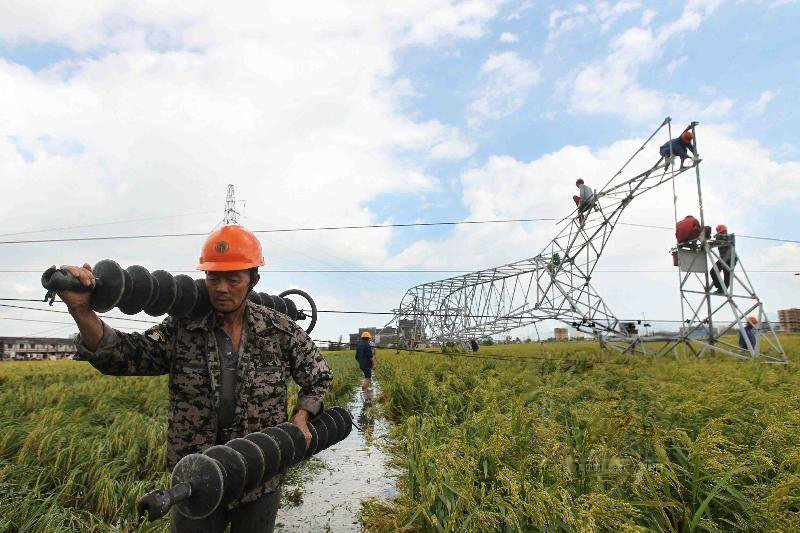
[388,118,786,363]
[665,124,786,363]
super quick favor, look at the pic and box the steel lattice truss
[389,117,785,361]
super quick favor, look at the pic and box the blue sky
[0,0,797,342]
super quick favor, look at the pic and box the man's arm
[287,323,333,445]
[58,263,174,376]
[75,319,175,376]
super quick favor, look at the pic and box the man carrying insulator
[709,224,736,295]
[355,331,374,390]
[659,129,697,169]
[57,225,333,533]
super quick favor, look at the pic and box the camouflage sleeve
[74,318,175,376]
[287,323,333,416]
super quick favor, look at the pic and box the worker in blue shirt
[355,331,375,390]
[739,316,758,351]
[659,130,696,169]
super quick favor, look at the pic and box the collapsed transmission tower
[389,118,786,362]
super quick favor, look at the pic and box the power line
[0,210,219,238]
[0,215,795,246]
[1,300,792,326]
[0,217,557,245]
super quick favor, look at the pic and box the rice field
[3,338,800,532]
[361,336,800,532]
[0,351,362,532]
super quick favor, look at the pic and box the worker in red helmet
[572,178,596,225]
[57,225,333,532]
[659,129,697,170]
[739,315,758,351]
[709,223,737,295]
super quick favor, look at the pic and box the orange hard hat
[681,130,693,143]
[716,224,728,234]
[197,225,265,271]
[747,316,758,325]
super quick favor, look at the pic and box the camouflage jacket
[75,300,333,504]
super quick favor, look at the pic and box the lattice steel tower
[390,118,786,362]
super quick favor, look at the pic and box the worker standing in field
[659,130,697,170]
[710,224,736,294]
[56,225,332,533]
[355,331,374,390]
[572,178,595,224]
[739,316,759,351]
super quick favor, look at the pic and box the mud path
[276,384,396,532]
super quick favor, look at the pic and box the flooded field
[276,384,397,532]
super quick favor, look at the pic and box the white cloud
[566,0,724,121]
[468,51,540,124]
[546,1,642,41]
[664,55,688,75]
[748,89,779,115]
[429,136,477,160]
[0,0,504,341]
[499,31,519,42]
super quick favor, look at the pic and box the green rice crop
[361,336,800,532]
[0,350,361,533]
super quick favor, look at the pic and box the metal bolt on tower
[388,118,786,362]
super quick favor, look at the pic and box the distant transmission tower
[223,184,241,225]
[387,118,786,363]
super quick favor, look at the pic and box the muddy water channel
[276,385,397,532]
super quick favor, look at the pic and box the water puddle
[276,384,397,532]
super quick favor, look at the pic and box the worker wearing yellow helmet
[355,331,375,390]
[59,224,333,532]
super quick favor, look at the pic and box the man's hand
[56,263,95,314]
[55,263,103,350]
[291,409,313,449]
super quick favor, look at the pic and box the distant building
[1,337,76,361]
[778,308,800,333]
[554,328,568,341]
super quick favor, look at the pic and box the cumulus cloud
[566,0,725,121]
[547,1,642,41]
[0,0,503,340]
[748,89,779,115]
[468,51,540,124]
[499,31,519,42]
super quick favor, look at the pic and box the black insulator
[276,422,307,465]
[188,278,211,320]
[169,454,223,520]
[329,407,353,438]
[244,432,282,483]
[170,274,198,318]
[308,416,330,452]
[247,291,262,305]
[270,295,287,315]
[203,445,247,505]
[259,292,273,309]
[326,409,347,442]
[282,298,298,320]
[118,265,154,315]
[145,270,177,316]
[225,438,264,492]
[261,428,294,474]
